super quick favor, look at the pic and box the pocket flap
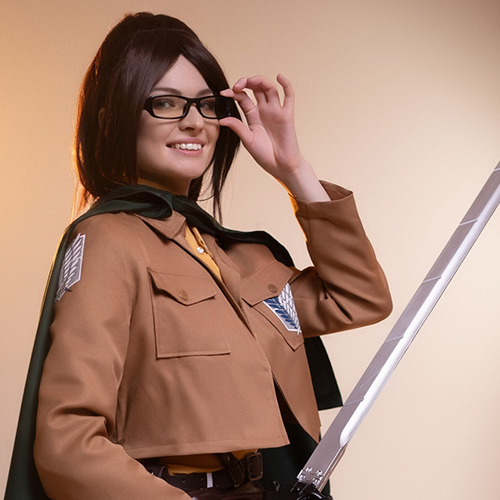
[149,270,218,305]
[241,260,294,306]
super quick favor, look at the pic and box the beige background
[1,1,499,498]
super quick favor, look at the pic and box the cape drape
[4,185,342,499]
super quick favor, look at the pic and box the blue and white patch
[264,283,301,335]
[55,233,86,302]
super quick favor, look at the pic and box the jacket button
[178,289,189,300]
[268,284,278,294]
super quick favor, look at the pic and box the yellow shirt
[184,224,222,280]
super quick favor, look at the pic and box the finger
[231,88,259,115]
[233,75,281,106]
[233,76,268,106]
[243,75,281,105]
[219,88,255,119]
[218,117,254,147]
[231,77,249,92]
[276,73,295,111]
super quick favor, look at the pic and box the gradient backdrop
[1,1,499,498]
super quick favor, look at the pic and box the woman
[7,11,391,500]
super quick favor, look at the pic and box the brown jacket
[34,183,392,500]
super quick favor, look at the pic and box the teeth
[171,143,202,151]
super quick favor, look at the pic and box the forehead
[152,55,211,96]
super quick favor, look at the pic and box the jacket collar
[135,211,186,240]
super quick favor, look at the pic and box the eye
[199,97,216,111]
[152,97,176,110]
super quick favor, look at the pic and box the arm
[220,74,391,333]
[290,181,392,336]
[34,216,189,500]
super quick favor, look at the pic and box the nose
[179,103,204,130]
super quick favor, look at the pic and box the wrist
[279,161,330,202]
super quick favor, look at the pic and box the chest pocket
[149,269,230,358]
[242,261,304,351]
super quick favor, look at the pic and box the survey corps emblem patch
[55,233,86,302]
[264,283,301,335]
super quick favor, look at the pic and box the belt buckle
[219,451,264,487]
[246,452,263,481]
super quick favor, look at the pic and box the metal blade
[297,162,500,492]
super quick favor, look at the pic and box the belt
[146,452,264,492]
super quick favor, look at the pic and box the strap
[144,453,264,491]
[218,452,264,487]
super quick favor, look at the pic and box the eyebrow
[150,86,213,97]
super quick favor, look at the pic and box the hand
[219,74,303,179]
[219,75,329,202]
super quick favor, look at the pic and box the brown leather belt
[145,452,264,492]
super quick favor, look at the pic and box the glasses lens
[199,96,232,119]
[150,96,187,119]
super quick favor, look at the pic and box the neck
[136,177,189,196]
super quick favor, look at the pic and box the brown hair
[74,12,240,217]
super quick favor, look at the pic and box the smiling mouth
[169,143,203,151]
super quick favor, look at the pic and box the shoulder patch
[55,233,86,302]
[264,283,301,335]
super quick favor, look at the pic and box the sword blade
[297,162,500,492]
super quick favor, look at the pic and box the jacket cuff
[290,181,356,220]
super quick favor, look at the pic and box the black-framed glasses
[143,94,233,120]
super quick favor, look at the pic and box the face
[136,56,220,195]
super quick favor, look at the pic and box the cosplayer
[5,12,392,500]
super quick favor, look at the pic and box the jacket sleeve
[289,181,392,336]
[33,216,189,500]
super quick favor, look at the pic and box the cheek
[136,119,174,157]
